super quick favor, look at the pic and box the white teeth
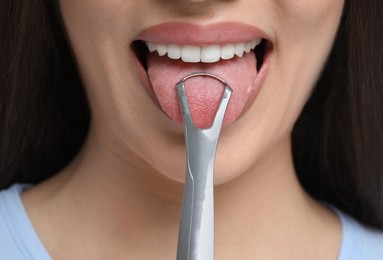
[221,44,235,60]
[145,39,261,63]
[147,42,157,52]
[181,45,201,62]
[251,39,261,49]
[167,44,181,59]
[201,45,221,63]
[157,44,168,56]
[244,42,252,53]
[234,43,245,58]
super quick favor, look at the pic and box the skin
[22,0,344,259]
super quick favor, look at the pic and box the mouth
[131,22,272,128]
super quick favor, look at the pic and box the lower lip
[132,47,271,127]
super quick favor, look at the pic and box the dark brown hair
[1,0,382,229]
[0,1,89,185]
[293,0,383,228]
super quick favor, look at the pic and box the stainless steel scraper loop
[176,72,232,260]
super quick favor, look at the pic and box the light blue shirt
[0,184,382,259]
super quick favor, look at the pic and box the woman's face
[59,0,344,184]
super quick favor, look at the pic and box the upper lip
[135,22,269,46]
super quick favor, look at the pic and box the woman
[0,0,382,259]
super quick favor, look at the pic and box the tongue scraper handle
[176,73,233,260]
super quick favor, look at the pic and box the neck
[22,128,340,259]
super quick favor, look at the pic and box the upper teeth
[146,39,261,63]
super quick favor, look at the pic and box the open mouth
[131,26,272,129]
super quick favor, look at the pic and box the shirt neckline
[5,183,365,260]
[1,184,52,260]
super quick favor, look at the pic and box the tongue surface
[147,52,257,128]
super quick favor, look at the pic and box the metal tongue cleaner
[176,72,233,260]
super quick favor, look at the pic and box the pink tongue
[147,52,257,128]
